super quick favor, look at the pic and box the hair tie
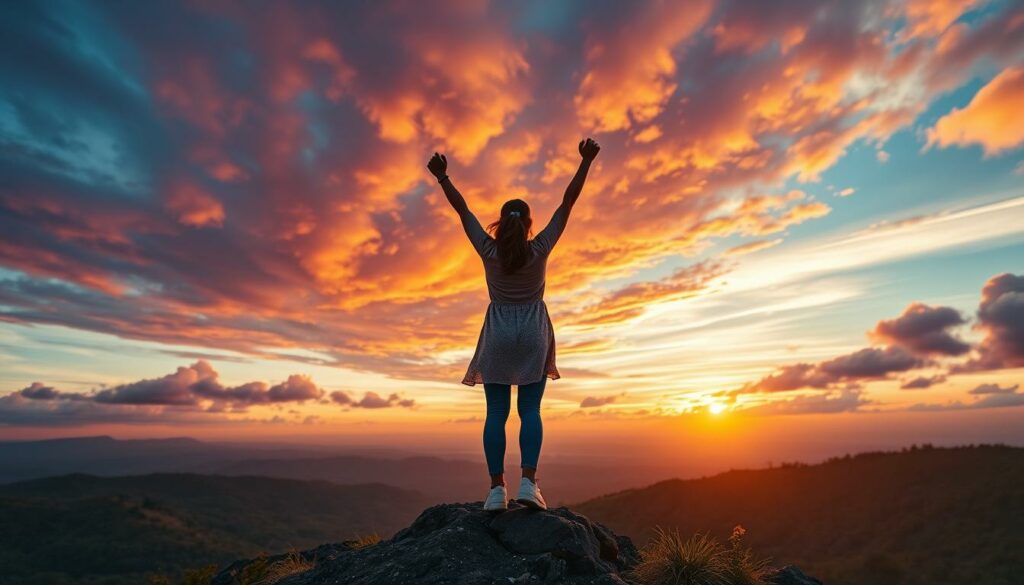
[509,211,521,218]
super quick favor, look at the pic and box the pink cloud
[166,181,225,228]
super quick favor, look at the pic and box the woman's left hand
[427,152,448,179]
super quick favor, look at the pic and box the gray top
[460,204,570,303]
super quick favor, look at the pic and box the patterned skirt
[462,300,560,386]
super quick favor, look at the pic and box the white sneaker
[515,477,547,510]
[483,484,507,511]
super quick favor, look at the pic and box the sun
[708,402,727,415]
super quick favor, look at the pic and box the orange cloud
[927,66,1024,156]
[900,0,982,39]
[632,125,663,144]
[574,0,712,132]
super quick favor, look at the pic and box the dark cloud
[746,347,924,393]
[909,384,1024,411]
[7,361,324,413]
[579,393,623,408]
[818,347,923,378]
[329,390,414,409]
[738,272,1024,399]
[900,375,946,390]
[870,303,970,356]
[329,391,353,405]
[18,382,90,401]
[954,273,1024,371]
[968,383,1019,395]
[267,375,322,402]
[94,362,216,405]
[970,391,1024,409]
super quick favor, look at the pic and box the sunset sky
[1,0,1022,464]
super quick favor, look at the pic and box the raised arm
[562,138,600,211]
[427,152,467,214]
[427,151,490,254]
[535,138,600,254]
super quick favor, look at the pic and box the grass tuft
[351,532,381,549]
[631,527,728,585]
[630,525,771,585]
[244,551,315,585]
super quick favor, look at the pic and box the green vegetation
[631,525,770,585]
[577,444,1024,585]
[0,474,427,585]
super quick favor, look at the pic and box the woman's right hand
[427,152,448,179]
[579,137,601,161]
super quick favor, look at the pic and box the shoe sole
[514,497,547,510]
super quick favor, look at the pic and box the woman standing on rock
[428,138,600,512]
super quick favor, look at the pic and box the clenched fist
[427,152,448,179]
[579,137,601,161]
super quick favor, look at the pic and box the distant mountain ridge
[0,435,329,483]
[0,435,669,503]
[574,444,1024,585]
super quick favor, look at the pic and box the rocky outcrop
[212,501,822,585]
[213,501,635,585]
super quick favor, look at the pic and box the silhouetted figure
[428,138,601,511]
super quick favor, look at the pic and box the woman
[427,137,601,512]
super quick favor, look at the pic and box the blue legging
[483,377,546,475]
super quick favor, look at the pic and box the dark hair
[486,199,533,274]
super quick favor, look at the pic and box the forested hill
[0,473,431,584]
[574,444,1024,585]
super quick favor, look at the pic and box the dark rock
[768,565,825,585]
[212,501,822,585]
[212,501,638,585]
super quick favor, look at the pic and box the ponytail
[487,199,532,274]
